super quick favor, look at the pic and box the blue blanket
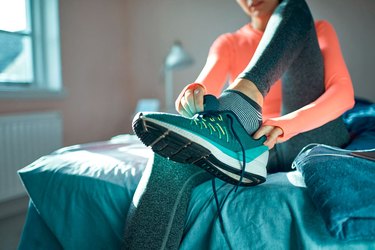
[18,137,375,249]
[294,144,375,241]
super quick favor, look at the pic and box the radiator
[0,112,62,202]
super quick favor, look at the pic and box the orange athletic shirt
[195,20,355,142]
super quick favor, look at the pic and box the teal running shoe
[132,108,269,186]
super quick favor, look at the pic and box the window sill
[0,88,67,100]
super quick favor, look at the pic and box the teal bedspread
[18,135,375,249]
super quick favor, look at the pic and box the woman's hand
[253,125,283,150]
[175,83,206,117]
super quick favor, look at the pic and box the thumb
[253,125,273,139]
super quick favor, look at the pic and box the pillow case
[18,138,150,249]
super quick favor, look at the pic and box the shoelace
[190,113,230,142]
[191,112,247,237]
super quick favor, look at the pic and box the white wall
[126,0,375,103]
[124,0,249,106]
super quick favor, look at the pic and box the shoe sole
[133,113,267,186]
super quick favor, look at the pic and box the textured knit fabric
[239,0,317,97]
[123,154,211,250]
[217,90,262,135]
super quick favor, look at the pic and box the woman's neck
[251,16,271,32]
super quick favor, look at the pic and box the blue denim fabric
[294,144,375,241]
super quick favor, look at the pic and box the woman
[127,0,354,248]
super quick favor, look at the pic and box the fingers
[193,88,204,113]
[176,85,205,117]
[178,104,191,117]
[180,89,195,116]
[253,125,283,150]
[264,128,282,149]
[253,126,272,139]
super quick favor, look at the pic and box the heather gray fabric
[217,90,262,135]
[123,155,211,250]
[240,0,318,97]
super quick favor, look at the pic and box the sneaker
[132,110,269,186]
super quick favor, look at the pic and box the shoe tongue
[203,95,220,111]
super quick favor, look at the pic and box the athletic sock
[215,90,262,135]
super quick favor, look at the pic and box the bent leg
[237,0,350,171]
[272,26,349,171]
[239,0,317,96]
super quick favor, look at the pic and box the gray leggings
[123,0,349,248]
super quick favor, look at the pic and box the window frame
[0,0,65,99]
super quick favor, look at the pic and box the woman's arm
[195,33,233,96]
[175,34,232,116]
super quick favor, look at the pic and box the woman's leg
[239,0,349,171]
[123,154,211,250]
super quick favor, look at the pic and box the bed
[17,99,375,249]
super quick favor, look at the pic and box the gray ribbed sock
[217,90,262,135]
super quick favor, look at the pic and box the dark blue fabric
[295,145,375,241]
[345,131,375,150]
[343,98,375,150]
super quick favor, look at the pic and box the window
[0,0,63,99]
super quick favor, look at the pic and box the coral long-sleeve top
[195,20,354,141]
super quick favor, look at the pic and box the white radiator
[0,112,62,202]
